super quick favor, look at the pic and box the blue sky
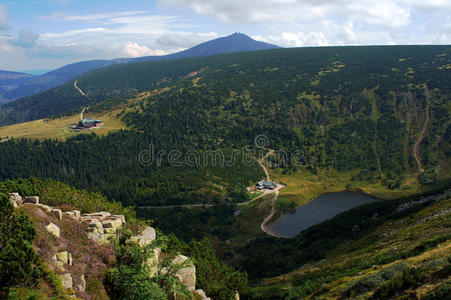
[0,0,450,73]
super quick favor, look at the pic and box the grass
[0,109,126,140]
[0,88,174,141]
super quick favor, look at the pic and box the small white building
[256,180,276,190]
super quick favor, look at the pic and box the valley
[1,43,450,299]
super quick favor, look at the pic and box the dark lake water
[269,191,380,238]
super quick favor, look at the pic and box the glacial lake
[269,191,380,238]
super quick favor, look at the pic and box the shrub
[0,193,41,291]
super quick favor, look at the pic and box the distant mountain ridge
[0,33,279,103]
[0,70,36,103]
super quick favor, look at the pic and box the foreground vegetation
[240,188,451,299]
[0,178,248,299]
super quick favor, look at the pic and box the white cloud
[400,0,451,11]
[41,28,107,39]
[0,4,9,30]
[11,30,39,48]
[159,0,411,28]
[123,42,168,57]
[26,43,112,59]
[156,32,218,48]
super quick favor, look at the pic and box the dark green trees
[0,193,40,290]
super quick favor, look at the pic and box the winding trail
[80,107,86,120]
[260,184,284,238]
[413,86,431,173]
[74,80,87,97]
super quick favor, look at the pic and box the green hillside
[0,46,450,299]
[243,188,451,299]
[1,46,450,205]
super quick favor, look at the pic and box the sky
[0,0,450,73]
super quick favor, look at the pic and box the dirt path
[260,184,285,238]
[74,80,87,97]
[80,107,86,120]
[257,148,285,237]
[413,86,431,173]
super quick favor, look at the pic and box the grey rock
[10,193,22,205]
[130,226,156,247]
[194,289,210,300]
[64,210,81,220]
[37,204,52,212]
[173,255,196,291]
[24,196,39,204]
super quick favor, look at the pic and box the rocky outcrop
[24,196,39,204]
[10,192,210,300]
[83,213,126,244]
[64,210,81,220]
[9,193,22,207]
[397,188,451,212]
[172,255,196,291]
[60,273,73,290]
[52,208,63,220]
[130,226,156,246]
[194,289,211,300]
[51,251,73,273]
[45,223,60,238]
[37,203,52,213]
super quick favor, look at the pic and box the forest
[0,45,450,210]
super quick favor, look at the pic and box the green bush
[0,193,41,291]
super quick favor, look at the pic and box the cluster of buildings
[73,118,103,131]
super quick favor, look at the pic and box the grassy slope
[0,109,126,140]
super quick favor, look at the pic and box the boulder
[194,289,210,300]
[87,231,102,243]
[87,219,103,234]
[173,255,196,291]
[64,210,81,220]
[146,248,161,278]
[24,196,39,204]
[37,204,52,213]
[52,208,63,220]
[10,193,22,205]
[130,226,156,247]
[55,251,73,266]
[102,218,122,234]
[82,211,111,220]
[60,273,73,290]
[87,232,113,244]
[112,214,126,225]
[45,223,60,238]
[51,254,66,272]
